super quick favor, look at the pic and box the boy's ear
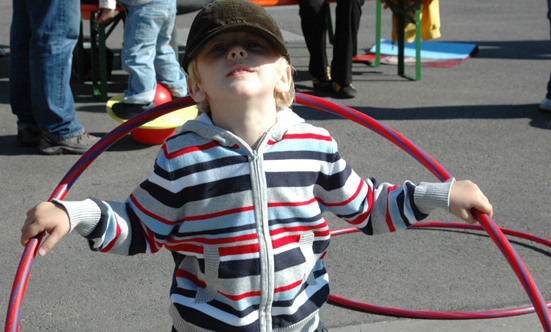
[274,63,292,94]
[187,76,206,103]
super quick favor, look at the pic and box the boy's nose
[228,45,248,59]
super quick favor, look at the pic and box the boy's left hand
[449,180,493,224]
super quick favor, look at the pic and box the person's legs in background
[330,0,363,98]
[114,0,186,119]
[10,0,99,153]
[118,2,161,110]
[299,0,332,92]
[540,0,551,112]
[30,0,84,139]
[9,0,40,146]
[154,0,187,98]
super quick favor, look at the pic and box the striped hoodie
[58,108,452,332]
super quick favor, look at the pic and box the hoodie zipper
[250,136,275,331]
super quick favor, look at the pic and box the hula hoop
[6,93,551,332]
[329,223,551,319]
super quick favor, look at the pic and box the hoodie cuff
[413,178,455,215]
[52,199,101,237]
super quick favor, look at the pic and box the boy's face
[187,31,291,108]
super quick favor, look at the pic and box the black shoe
[16,126,42,147]
[111,101,154,120]
[39,131,101,155]
[313,67,332,92]
[313,77,332,92]
[331,82,357,99]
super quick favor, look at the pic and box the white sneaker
[540,98,551,112]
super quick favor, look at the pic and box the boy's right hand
[21,202,70,256]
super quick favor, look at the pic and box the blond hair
[186,56,295,115]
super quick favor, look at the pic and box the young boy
[21,0,493,331]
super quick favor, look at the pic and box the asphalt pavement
[1,0,551,331]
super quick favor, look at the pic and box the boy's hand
[21,202,70,256]
[449,180,493,224]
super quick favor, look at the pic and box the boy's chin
[226,84,270,99]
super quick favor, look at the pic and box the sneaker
[331,82,357,99]
[540,98,551,112]
[39,131,101,155]
[312,67,332,92]
[16,126,42,147]
[111,101,154,120]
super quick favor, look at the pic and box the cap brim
[182,24,289,74]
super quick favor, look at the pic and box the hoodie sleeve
[54,146,183,255]
[316,136,452,235]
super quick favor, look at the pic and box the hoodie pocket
[298,232,317,285]
[194,246,220,304]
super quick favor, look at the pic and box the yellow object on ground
[106,94,198,129]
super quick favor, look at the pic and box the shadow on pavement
[0,132,152,156]
[453,40,551,60]
[293,103,551,131]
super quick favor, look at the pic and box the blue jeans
[122,0,187,104]
[10,0,85,139]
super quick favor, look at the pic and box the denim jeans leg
[9,0,35,130]
[122,2,165,104]
[11,0,84,139]
[122,0,187,104]
[154,0,187,97]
